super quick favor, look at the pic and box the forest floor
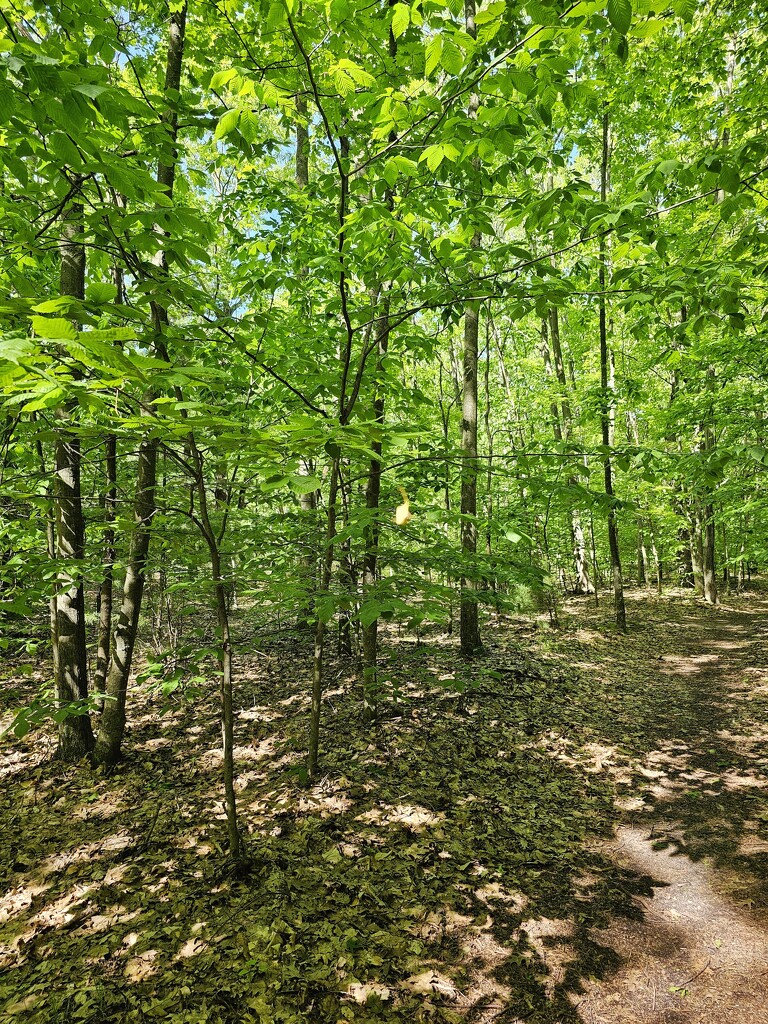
[1,587,767,1024]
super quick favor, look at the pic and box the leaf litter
[1,587,767,1023]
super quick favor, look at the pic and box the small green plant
[2,686,111,740]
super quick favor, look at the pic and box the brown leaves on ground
[1,587,767,1023]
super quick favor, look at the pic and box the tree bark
[309,458,340,777]
[189,438,242,861]
[541,309,594,594]
[701,368,718,604]
[94,438,157,765]
[54,201,94,761]
[598,108,626,631]
[94,2,187,765]
[460,0,482,657]
[362,296,390,700]
[362,9,397,690]
[294,98,320,629]
[93,433,116,697]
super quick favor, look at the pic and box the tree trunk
[541,308,594,594]
[34,433,60,691]
[650,525,663,594]
[679,526,695,587]
[702,504,717,604]
[598,108,626,631]
[362,296,390,700]
[93,434,116,697]
[701,370,718,604]
[54,200,94,761]
[189,438,242,861]
[294,96,320,629]
[459,0,481,657]
[721,523,730,590]
[637,523,648,585]
[309,459,340,778]
[94,2,187,766]
[361,11,397,693]
[94,438,158,765]
[690,507,705,596]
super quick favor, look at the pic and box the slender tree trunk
[338,527,354,660]
[309,459,340,777]
[361,12,398,685]
[690,506,705,596]
[189,439,241,860]
[650,525,662,594]
[701,369,718,604]
[294,97,319,629]
[483,323,496,599]
[541,309,594,594]
[94,434,116,697]
[598,108,626,630]
[35,435,60,696]
[459,0,482,656]
[679,525,695,587]
[702,505,717,603]
[362,296,391,698]
[94,3,187,765]
[54,201,94,761]
[94,438,158,765]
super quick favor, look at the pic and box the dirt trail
[571,597,768,1023]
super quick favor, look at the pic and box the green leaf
[425,36,443,77]
[718,164,740,195]
[214,108,240,141]
[31,297,76,314]
[421,144,446,172]
[266,2,285,28]
[289,474,322,495]
[49,132,83,167]
[440,36,463,75]
[31,316,77,341]
[671,0,695,21]
[86,282,118,304]
[383,159,399,187]
[607,0,632,33]
[391,2,409,37]
[359,600,385,628]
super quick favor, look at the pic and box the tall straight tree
[54,199,94,760]
[598,108,626,631]
[95,2,188,766]
[294,91,320,631]
[459,0,481,657]
[543,305,594,594]
[362,4,397,700]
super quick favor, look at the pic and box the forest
[1,0,767,1021]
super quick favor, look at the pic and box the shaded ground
[546,589,768,1023]
[0,588,766,1022]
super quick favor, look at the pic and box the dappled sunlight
[133,736,174,754]
[35,833,134,878]
[297,788,353,817]
[3,593,768,1022]
[0,879,49,928]
[579,827,768,1023]
[521,917,576,998]
[355,803,445,830]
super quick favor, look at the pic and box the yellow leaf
[395,486,412,525]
